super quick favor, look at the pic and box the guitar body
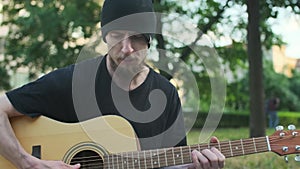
[1,115,299,168]
[0,115,139,169]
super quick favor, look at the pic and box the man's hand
[25,157,81,169]
[188,136,225,169]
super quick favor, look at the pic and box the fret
[243,138,257,155]
[157,149,161,168]
[143,150,147,169]
[181,146,192,164]
[180,147,184,164]
[165,148,174,167]
[219,141,232,157]
[144,150,153,168]
[173,147,183,165]
[131,152,134,169]
[137,152,141,169]
[112,154,115,169]
[121,154,124,169]
[154,149,166,167]
[229,141,233,156]
[151,149,159,168]
[106,155,110,169]
[231,140,244,156]
[125,152,129,169]
[188,145,192,162]
[151,150,154,168]
[240,139,245,155]
[132,151,139,169]
[172,147,175,166]
[115,154,119,169]
[253,138,257,153]
[164,148,168,167]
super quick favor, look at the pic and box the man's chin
[121,59,136,64]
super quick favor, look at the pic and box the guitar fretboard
[103,136,269,169]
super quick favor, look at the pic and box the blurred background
[0,0,300,168]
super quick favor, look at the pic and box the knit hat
[101,0,156,47]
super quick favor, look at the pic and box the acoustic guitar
[0,115,299,168]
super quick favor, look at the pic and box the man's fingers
[193,149,214,169]
[211,147,225,168]
[209,137,225,168]
[190,150,202,169]
[189,137,225,169]
[201,149,219,169]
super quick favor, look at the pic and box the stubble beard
[108,55,146,77]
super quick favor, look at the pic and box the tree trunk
[247,0,266,137]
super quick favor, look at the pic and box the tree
[1,0,101,84]
[247,0,265,137]
[152,0,299,136]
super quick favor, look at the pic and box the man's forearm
[0,112,31,168]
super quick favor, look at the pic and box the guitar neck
[104,136,270,168]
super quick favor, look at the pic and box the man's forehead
[108,30,142,35]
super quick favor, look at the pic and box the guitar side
[0,115,139,169]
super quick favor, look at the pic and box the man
[0,0,225,168]
[266,97,280,128]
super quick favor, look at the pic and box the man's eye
[130,35,145,41]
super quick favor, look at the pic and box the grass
[187,128,300,169]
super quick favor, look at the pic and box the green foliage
[152,0,300,114]
[1,0,300,113]
[2,0,101,81]
[225,58,300,112]
[264,59,300,111]
[191,112,249,128]
[190,111,300,128]
[278,111,300,126]
[0,65,10,90]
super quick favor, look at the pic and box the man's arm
[0,94,80,169]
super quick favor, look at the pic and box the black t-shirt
[6,56,187,150]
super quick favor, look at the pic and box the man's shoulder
[148,68,177,91]
[38,56,105,83]
[54,56,105,74]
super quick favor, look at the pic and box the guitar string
[70,137,292,168]
[69,139,270,165]
[74,144,284,169]
[71,138,269,163]
[102,145,278,167]
[70,135,287,161]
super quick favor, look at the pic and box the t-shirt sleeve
[6,65,78,122]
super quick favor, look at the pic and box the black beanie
[101,0,156,46]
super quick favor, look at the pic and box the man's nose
[121,38,134,55]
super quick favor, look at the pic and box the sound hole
[70,150,103,169]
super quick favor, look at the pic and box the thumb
[210,136,219,143]
[71,163,81,168]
